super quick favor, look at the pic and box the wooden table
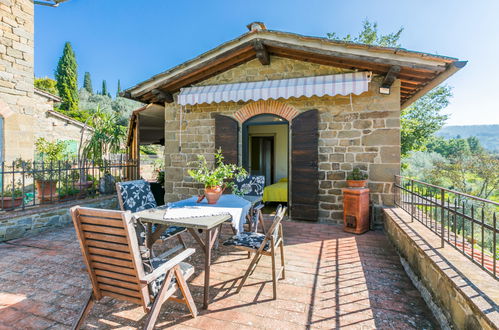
[133,208,231,309]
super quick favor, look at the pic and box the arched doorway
[215,102,319,221]
[242,114,289,189]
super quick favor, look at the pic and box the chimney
[246,22,267,32]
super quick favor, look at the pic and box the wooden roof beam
[253,40,270,65]
[382,66,401,88]
[379,65,401,95]
[151,89,174,103]
[263,40,447,73]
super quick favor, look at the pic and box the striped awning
[177,71,372,106]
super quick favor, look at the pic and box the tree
[401,86,452,156]
[117,79,122,97]
[34,77,58,96]
[466,136,483,155]
[327,19,404,47]
[101,80,108,96]
[434,153,499,199]
[83,72,93,94]
[328,20,452,157]
[426,136,470,158]
[83,107,126,163]
[55,42,78,110]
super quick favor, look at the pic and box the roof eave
[124,30,455,101]
[400,60,467,109]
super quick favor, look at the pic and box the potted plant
[33,138,72,202]
[346,168,368,188]
[1,183,24,209]
[72,171,94,190]
[188,149,247,204]
[58,186,81,201]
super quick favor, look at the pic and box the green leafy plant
[156,170,165,186]
[83,107,126,163]
[2,182,23,198]
[35,138,68,161]
[347,168,368,181]
[188,149,247,189]
[58,186,80,198]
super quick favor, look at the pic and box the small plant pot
[74,181,93,190]
[0,196,23,209]
[346,180,368,188]
[35,180,58,202]
[204,186,224,204]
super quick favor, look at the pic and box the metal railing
[394,175,498,280]
[0,156,138,212]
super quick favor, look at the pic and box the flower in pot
[188,149,247,204]
[1,182,24,209]
[346,168,368,188]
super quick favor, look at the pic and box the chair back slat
[71,206,148,308]
[261,205,286,249]
[265,205,286,237]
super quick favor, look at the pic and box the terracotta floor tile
[0,222,438,329]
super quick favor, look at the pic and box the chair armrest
[140,248,195,284]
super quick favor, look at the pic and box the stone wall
[384,207,499,329]
[0,0,35,160]
[0,196,118,241]
[0,0,87,162]
[163,57,401,223]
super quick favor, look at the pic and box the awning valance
[177,71,372,106]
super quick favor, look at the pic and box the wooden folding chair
[116,180,187,258]
[224,205,286,299]
[70,206,197,330]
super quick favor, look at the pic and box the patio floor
[0,219,438,329]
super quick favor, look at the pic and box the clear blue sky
[35,0,499,125]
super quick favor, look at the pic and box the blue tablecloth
[167,194,252,234]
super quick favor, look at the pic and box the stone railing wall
[0,196,118,242]
[384,207,499,329]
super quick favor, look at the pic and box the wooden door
[291,110,319,221]
[215,115,239,164]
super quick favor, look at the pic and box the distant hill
[437,125,499,152]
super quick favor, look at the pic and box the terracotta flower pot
[346,180,368,188]
[35,180,58,202]
[74,181,93,190]
[204,186,224,204]
[0,196,23,209]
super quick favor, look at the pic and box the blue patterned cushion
[223,232,270,251]
[148,259,194,297]
[117,180,157,213]
[234,175,265,196]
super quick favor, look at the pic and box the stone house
[124,22,465,223]
[0,0,90,163]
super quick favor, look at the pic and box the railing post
[410,179,414,223]
[440,188,445,248]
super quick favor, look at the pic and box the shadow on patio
[0,219,437,329]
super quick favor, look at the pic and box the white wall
[248,124,288,182]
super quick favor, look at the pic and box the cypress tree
[55,42,78,110]
[117,79,121,97]
[101,80,108,96]
[83,72,93,94]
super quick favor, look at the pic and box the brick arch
[234,100,299,123]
